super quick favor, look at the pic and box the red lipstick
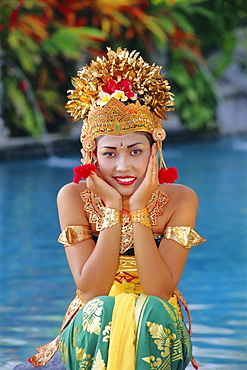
[114,176,136,186]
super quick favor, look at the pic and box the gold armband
[100,207,121,231]
[164,226,206,249]
[129,208,152,229]
[58,225,92,248]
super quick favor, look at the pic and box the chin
[115,184,138,197]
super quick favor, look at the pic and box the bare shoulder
[159,183,198,208]
[158,184,198,226]
[57,181,87,203]
[57,181,89,227]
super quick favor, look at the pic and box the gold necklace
[81,189,169,254]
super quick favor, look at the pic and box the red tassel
[191,356,202,369]
[158,167,178,184]
[73,164,97,183]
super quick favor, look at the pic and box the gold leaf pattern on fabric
[82,298,104,335]
[142,356,163,368]
[77,351,93,368]
[72,324,80,347]
[81,189,169,254]
[59,340,68,366]
[102,322,112,342]
[76,347,85,361]
[146,321,176,357]
[92,349,106,370]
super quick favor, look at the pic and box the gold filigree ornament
[65,47,175,172]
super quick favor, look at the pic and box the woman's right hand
[80,149,122,209]
[86,172,122,210]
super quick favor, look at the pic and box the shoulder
[57,181,88,203]
[158,184,199,227]
[159,183,198,209]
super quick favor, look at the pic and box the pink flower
[73,164,97,183]
[158,167,179,184]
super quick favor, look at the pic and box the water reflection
[0,137,246,369]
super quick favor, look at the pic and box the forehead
[97,132,149,147]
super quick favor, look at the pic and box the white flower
[111,90,128,102]
[96,90,111,106]
[129,92,138,101]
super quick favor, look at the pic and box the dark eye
[103,151,115,157]
[131,149,142,155]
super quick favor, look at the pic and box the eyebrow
[99,142,144,150]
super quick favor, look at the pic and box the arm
[131,186,198,301]
[129,145,198,300]
[57,176,122,301]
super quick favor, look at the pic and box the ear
[92,151,97,162]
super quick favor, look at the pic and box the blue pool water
[0,136,246,369]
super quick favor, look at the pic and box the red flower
[73,164,97,183]
[102,80,118,94]
[118,80,132,92]
[158,167,179,184]
[102,79,133,95]
[126,91,135,99]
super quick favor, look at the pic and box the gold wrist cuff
[164,226,206,249]
[100,207,121,231]
[129,208,152,229]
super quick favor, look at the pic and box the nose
[116,153,132,172]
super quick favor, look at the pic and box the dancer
[20,47,205,370]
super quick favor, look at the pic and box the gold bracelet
[129,208,152,229]
[100,207,121,231]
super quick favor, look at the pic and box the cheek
[137,155,150,173]
[97,158,112,177]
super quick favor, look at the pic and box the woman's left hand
[129,143,159,211]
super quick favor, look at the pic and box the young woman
[20,48,205,370]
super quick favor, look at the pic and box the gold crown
[65,47,175,163]
[81,98,162,145]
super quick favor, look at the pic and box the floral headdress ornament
[66,47,178,184]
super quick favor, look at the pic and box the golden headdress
[66,47,178,183]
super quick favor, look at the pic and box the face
[96,132,151,197]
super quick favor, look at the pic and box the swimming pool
[0,136,246,369]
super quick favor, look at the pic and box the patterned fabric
[58,256,193,370]
[27,254,202,370]
[59,292,192,370]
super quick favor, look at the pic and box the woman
[23,48,205,370]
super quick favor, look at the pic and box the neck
[122,196,130,211]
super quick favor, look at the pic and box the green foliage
[1,0,107,137]
[187,0,247,76]
[1,0,246,137]
[148,0,246,130]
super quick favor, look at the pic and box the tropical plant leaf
[7,82,44,136]
[41,27,107,59]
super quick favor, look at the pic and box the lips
[114,176,136,185]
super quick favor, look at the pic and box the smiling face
[96,132,152,198]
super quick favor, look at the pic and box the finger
[150,145,158,180]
